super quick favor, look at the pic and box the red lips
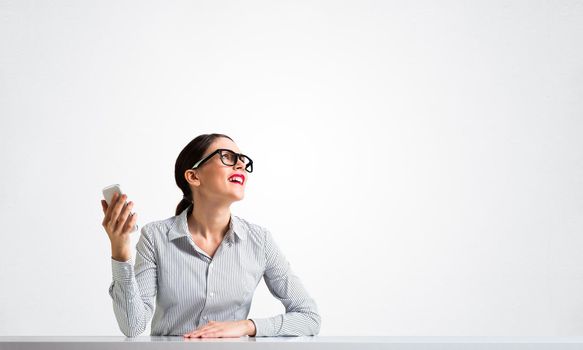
[228,173,245,185]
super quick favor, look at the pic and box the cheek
[214,177,228,188]
[201,176,228,192]
[206,169,229,187]
[217,175,232,188]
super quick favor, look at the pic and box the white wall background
[1,0,582,336]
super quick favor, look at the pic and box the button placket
[206,261,214,300]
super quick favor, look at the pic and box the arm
[108,226,157,337]
[249,229,321,337]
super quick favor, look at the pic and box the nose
[234,156,245,170]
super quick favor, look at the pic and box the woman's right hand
[101,192,138,262]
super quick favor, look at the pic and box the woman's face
[186,137,250,204]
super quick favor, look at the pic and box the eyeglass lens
[220,150,252,171]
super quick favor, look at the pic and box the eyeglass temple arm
[191,150,252,169]
[191,160,201,169]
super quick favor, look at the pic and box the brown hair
[174,133,234,216]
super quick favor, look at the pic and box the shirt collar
[167,204,247,243]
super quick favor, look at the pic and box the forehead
[207,137,241,154]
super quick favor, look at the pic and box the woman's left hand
[183,320,256,338]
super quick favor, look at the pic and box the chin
[227,192,244,202]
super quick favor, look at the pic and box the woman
[100,133,321,338]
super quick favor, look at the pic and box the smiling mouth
[228,177,244,185]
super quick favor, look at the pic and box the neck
[187,196,231,242]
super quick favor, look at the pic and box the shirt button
[210,292,215,297]
[209,264,213,269]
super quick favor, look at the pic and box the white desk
[1,336,583,350]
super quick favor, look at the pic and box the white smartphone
[102,184,138,233]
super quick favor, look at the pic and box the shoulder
[234,214,264,233]
[234,215,276,250]
[145,214,176,231]
[233,215,266,238]
[232,215,277,247]
[139,214,179,241]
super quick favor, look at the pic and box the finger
[102,193,115,225]
[201,331,219,338]
[126,211,138,231]
[114,200,134,233]
[185,320,221,337]
[184,326,210,337]
[189,326,220,338]
[186,328,208,337]
[101,200,107,214]
[103,192,119,225]
[122,211,137,233]
[185,330,207,338]
[122,201,137,230]
[197,326,221,337]
[111,194,128,225]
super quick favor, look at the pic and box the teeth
[229,177,243,183]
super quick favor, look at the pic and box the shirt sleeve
[249,228,321,337]
[108,225,157,337]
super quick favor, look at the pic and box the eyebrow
[223,148,244,154]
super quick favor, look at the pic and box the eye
[221,152,236,162]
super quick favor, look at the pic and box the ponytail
[175,196,193,216]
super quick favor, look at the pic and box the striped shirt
[108,204,321,337]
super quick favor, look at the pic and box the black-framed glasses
[191,148,254,173]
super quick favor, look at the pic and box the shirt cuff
[248,316,281,337]
[111,256,135,284]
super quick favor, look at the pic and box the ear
[185,169,201,187]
